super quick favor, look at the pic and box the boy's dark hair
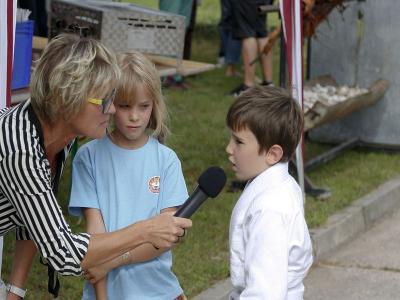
[226,85,304,162]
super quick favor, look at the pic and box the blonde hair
[116,51,169,143]
[30,34,120,122]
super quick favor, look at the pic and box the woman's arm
[81,212,190,270]
[6,240,37,300]
[84,208,179,284]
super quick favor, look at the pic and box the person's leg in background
[242,37,258,87]
[218,26,228,66]
[218,0,230,66]
[223,0,241,77]
[229,0,259,96]
[257,0,274,86]
[183,0,197,60]
[159,0,194,89]
[230,0,272,96]
[225,36,241,77]
[159,0,194,59]
[258,36,273,85]
[218,0,241,76]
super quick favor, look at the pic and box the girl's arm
[84,208,178,284]
[83,208,109,300]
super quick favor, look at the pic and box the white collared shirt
[229,162,313,300]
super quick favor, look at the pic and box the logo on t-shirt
[148,176,160,194]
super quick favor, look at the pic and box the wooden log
[304,76,389,131]
[146,54,215,77]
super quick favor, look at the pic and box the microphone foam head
[198,166,227,198]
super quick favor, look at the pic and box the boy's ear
[266,144,283,165]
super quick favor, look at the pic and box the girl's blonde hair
[116,51,169,143]
[31,34,120,123]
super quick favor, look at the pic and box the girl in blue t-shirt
[69,52,188,300]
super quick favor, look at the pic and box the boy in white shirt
[226,86,313,300]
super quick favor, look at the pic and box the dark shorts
[231,0,272,39]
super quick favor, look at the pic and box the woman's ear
[266,144,283,165]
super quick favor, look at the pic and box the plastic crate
[50,0,185,62]
[11,21,34,90]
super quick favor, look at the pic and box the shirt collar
[26,99,66,194]
[246,162,290,192]
[26,99,45,150]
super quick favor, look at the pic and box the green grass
[2,1,400,299]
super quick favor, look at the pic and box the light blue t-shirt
[69,136,188,300]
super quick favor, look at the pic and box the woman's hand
[143,212,192,249]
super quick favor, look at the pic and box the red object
[6,0,15,108]
[280,0,305,192]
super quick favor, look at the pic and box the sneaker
[261,80,274,87]
[216,56,225,68]
[162,75,190,90]
[229,83,249,97]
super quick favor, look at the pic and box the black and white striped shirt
[0,100,90,275]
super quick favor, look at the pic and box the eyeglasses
[67,23,93,37]
[88,89,116,113]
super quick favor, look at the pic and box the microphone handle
[174,187,208,218]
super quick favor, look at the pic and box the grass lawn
[2,1,400,299]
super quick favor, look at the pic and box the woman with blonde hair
[0,34,191,299]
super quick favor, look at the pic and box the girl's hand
[84,264,108,284]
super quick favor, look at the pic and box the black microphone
[174,167,227,218]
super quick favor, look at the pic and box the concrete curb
[311,177,400,260]
[192,278,232,300]
[192,177,400,300]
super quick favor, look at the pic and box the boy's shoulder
[249,175,303,215]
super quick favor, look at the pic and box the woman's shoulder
[0,101,41,154]
[0,101,30,123]
[0,107,10,118]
